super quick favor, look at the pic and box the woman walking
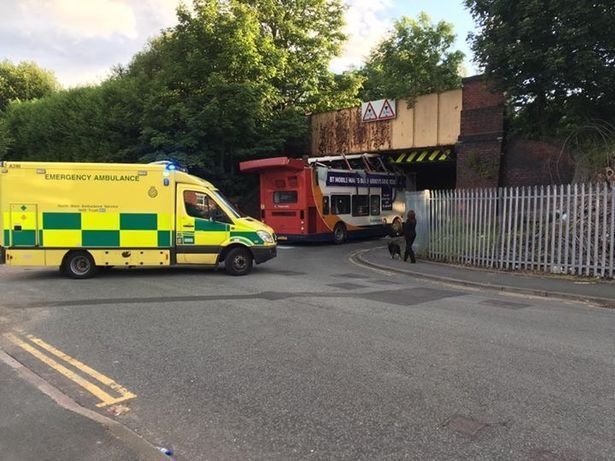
[403,210,417,263]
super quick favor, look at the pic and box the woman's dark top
[404,218,416,240]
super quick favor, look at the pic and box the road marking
[6,333,136,407]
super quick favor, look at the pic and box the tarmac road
[0,239,614,460]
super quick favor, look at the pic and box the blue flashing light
[148,160,187,173]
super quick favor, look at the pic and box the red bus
[240,154,406,243]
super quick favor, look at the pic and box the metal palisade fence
[410,184,615,279]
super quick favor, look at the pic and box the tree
[124,0,358,196]
[465,0,615,138]
[1,79,145,163]
[0,0,358,199]
[0,116,12,158]
[250,0,350,112]
[0,60,59,110]
[359,13,464,102]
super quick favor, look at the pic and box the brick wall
[501,138,574,186]
[456,76,505,188]
[461,77,505,109]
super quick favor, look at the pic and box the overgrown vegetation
[465,0,615,139]
[359,13,464,103]
[4,0,612,198]
[0,0,362,199]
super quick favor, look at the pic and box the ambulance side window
[207,196,232,224]
[184,191,231,224]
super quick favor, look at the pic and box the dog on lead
[387,240,402,259]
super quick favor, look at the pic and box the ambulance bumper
[252,245,277,264]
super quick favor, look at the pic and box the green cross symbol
[21,205,27,211]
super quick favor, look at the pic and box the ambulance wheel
[63,251,98,279]
[225,247,253,276]
[391,218,403,236]
[333,222,347,244]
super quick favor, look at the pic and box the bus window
[323,196,330,215]
[352,195,369,217]
[331,195,350,215]
[370,194,381,216]
[273,191,298,204]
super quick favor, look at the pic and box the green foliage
[0,60,59,110]
[465,0,615,138]
[359,13,464,103]
[251,0,349,111]
[0,116,12,158]
[557,122,615,181]
[0,0,357,199]
[1,78,144,163]
[123,0,357,196]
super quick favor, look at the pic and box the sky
[0,0,478,88]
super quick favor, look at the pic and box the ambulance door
[175,187,231,265]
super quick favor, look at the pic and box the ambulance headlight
[257,231,274,243]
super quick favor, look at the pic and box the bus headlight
[257,230,274,243]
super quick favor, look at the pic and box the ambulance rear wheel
[225,247,253,276]
[333,223,347,244]
[63,251,98,279]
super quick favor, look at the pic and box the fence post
[572,184,579,275]
[585,184,593,276]
[563,184,571,274]
[556,184,564,272]
[497,187,506,269]
[601,182,608,277]
[530,185,538,271]
[446,190,457,260]
[523,186,530,270]
[593,183,600,276]
[610,185,614,279]
[550,186,559,272]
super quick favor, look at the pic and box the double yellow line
[6,332,136,408]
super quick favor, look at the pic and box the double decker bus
[240,154,406,243]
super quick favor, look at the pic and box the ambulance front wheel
[62,251,98,279]
[225,247,253,276]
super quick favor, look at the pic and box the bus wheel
[333,223,347,245]
[225,247,253,276]
[62,251,98,279]
[391,218,403,236]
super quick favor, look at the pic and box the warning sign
[378,99,396,120]
[362,102,378,122]
[360,99,397,123]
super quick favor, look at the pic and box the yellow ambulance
[0,161,277,278]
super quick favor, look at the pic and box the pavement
[0,349,169,461]
[352,245,615,309]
